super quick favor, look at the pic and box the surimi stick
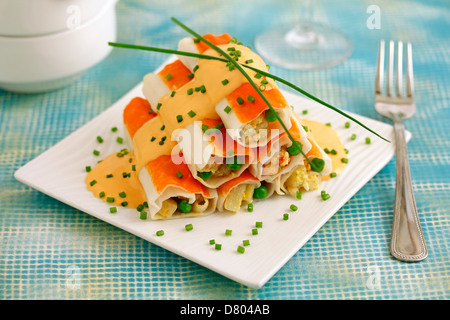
[139,155,218,220]
[175,118,256,188]
[249,114,312,184]
[177,33,233,70]
[215,82,293,148]
[142,59,193,112]
[216,170,260,213]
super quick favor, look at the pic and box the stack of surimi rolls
[122,34,332,220]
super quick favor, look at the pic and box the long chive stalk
[108,41,389,143]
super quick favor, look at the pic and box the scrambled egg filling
[262,145,291,175]
[240,113,269,145]
[198,161,232,178]
[283,161,321,196]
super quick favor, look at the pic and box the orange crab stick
[123,97,157,139]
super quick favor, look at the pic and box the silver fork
[375,40,428,262]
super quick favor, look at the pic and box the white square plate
[14,70,409,288]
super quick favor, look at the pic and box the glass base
[254,22,352,70]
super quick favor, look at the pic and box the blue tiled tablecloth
[1,0,449,299]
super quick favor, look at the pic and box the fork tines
[376,40,414,98]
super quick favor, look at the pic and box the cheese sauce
[85,151,147,208]
[301,119,347,180]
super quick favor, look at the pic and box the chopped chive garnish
[296,191,302,200]
[344,148,349,154]
[247,95,255,103]
[106,174,113,178]
[176,171,183,179]
[330,172,337,178]
[331,149,337,155]
[89,180,97,186]
[156,230,164,236]
[176,115,183,123]
[132,165,136,171]
[193,65,199,72]
[326,123,331,127]
[201,124,208,132]
[116,137,123,144]
[96,136,103,143]
[109,207,117,214]
[209,239,215,245]
[159,140,164,145]
[119,192,126,198]
[165,73,172,80]
[236,97,244,105]
[245,59,253,64]
[150,136,156,142]
[187,88,193,95]
[345,122,350,128]
[324,148,331,154]
[247,203,253,212]
[224,105,232,114]
[227,47,236,51]
[366,137,371,144]
[106,197,114,203]
[93,150,100,156]
[221,79,229,85]
[170,91,176,97]
[302,125,309,132]
[252,228,258,235]
[341,158,349,164]
[111,127,118,132]
[321,190,331,201]
[156,103,162,110]
[185,224,193,231]
[237,246,245,254]
[255,221,263,228]
[350,133,357,140]
[148,108,154,114]
[254,73,262,79]
[121,201,128,207]
[283,213,289,220]
[225,229,232,236]
[302,110,308,115]
[160,125,165,131]
[99,191,105,198]
[136,204,144,212]
[290,204,298,211]
[85,166,91,172]
[193,37,200,43]
[139,211,147,220]
[215,244,222,251]
[199,85,206,93]
[187,110,196,118]
[243,240,250,246]
[261,78,268,85]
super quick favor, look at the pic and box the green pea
[253,186,268,199]
[226,157,242,171]
[264,110,277,122]
[197,171,212,180]
[311,158,325,172]
[287,141,302,156]
[177,199,192,213]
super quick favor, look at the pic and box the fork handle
[390,113,428,261]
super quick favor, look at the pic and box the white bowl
[0,0,108,37]
[0,0,117,93]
